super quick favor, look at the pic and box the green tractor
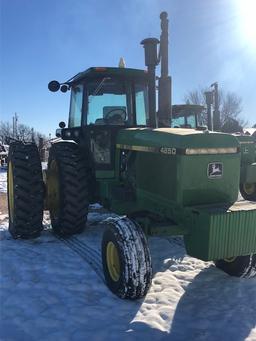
[171,104,205,129]
[7,12,256,299]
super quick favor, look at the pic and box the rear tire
[215,254,256,278]
[47,142,89,236]
[240,183,256,201]
[7,142,44,239]
[102,217,152,299]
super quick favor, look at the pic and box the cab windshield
[85,77,149,126]
[171,114,197,128]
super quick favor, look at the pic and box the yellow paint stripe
[239,141,255,144]
[116,144,159,153]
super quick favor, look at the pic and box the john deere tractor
[7,12,256,299]
[171,104,205,129]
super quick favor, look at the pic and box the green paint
[184,201,256,260]
[236,134,256,185]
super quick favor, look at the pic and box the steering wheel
[105,108,127,124]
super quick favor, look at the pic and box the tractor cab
[67,67,149,128]
[49,67,150,173]
[171,104,205,129]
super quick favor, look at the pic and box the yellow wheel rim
[106,241,120,282]
[224,257,237,263]
[47,160,60,220]
[8,161,14,223]
[243,183,255,195]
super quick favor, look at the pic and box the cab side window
[135,83,149,125]
[69,85,84,127]
[186,115,196,128]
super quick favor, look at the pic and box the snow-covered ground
[0,170,256,340]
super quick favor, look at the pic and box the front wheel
[102,217,152,299]
[239,183,256,201]
[215,254,256,278]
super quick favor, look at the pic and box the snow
[1,204,256,341]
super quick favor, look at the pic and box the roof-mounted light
[48,81,70,92]
[48,80,60,92]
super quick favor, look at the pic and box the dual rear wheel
[7,142,44,239]
[215,254,256,278]
[7,141,89,238]
[47,142,89,235]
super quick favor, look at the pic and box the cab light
[55,129,61,137]
[73,130,80,137]
[64,130,72,138]
[185,147,238,155]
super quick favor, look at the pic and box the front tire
[47,142,89,236]
[7,142,44,239]
[215,254,256,278]
[102,217,152,299]
[240,183,256,201]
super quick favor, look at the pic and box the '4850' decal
[159,147,177,155]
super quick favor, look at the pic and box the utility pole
[205,91,213,131]
[12,112,18,139]
[31,128,35,142]
[211,82,221,131]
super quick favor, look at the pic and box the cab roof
[69,67,148,85]
[172,104,204,115]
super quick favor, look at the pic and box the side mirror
[48,80,60,92]
[59,121,66,129]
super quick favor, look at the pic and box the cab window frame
[68,83,85,128]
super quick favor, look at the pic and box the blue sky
[1,0,255,136]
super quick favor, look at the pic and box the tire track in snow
[55,234,105,282]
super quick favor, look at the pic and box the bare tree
[0,120,46,145]
[184,88,207,106]
[184,87,245,131]
[0,121,13,143]
[221,92,243,126]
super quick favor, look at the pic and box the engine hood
[117,127,239,152]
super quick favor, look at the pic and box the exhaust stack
[141,12,172,128]
[141,38,159,128]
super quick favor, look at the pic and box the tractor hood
[116,127,241,207]
[116,127,239,154]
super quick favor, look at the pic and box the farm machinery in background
[174,86,256,202]
[7,12,256,299]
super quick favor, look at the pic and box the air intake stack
[158,12,172,127]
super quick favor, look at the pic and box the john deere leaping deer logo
[208,162,223,178]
